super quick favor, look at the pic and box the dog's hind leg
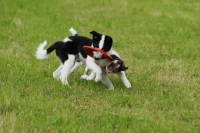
[53,64,62,80]
[117,71,131,88]
[60,54,76,87]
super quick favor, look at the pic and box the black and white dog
[36,28,131,90]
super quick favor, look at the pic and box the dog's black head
[106,54,128,73]
[90,31,113,60]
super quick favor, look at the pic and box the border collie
[36,28,131,90]
[68,28,131,89]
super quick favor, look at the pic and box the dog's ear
[90,31,102,37]
[90,30,98,35]
[121,66,128,71]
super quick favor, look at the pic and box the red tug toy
[82,46,113,60]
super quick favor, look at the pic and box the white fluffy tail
[35,40,49,59]
[69,27,77,36]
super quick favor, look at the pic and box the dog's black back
[45,31,113,64]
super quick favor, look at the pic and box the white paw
[94,76,101,82]
[86,75,95,80]
[61,79,68,85]
[108,86,114,90]
[61,80,71,88]
[60,77,70,87]
[81,75,88,79]
[125,82,131,88]
[94,74,102,82]
[53,73,60,80]
[81,74,95,81]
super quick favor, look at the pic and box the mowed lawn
[0,0,200,132]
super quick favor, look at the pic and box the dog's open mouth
[106,62,120,73]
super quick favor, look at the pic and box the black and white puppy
[68,28,131,89]
[36,28,113,87]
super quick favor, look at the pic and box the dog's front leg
[84,71,96,80]
[117,71,131,88]
[80,66,91,79]
[80,66,96,80]
[101,69,114,90]
[86,58,102,82]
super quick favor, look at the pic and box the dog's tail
[35,40,61,60]
[69,27,79,36]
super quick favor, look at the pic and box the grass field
[1,0,200,132]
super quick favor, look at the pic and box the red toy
[82,46,113,60]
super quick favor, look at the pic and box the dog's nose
[94,57,100,60]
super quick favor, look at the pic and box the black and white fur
[36,28,131,90]
[69,28,131,89]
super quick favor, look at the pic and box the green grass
[1,0,200,132]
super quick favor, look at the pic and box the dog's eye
[115,57,119,60]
